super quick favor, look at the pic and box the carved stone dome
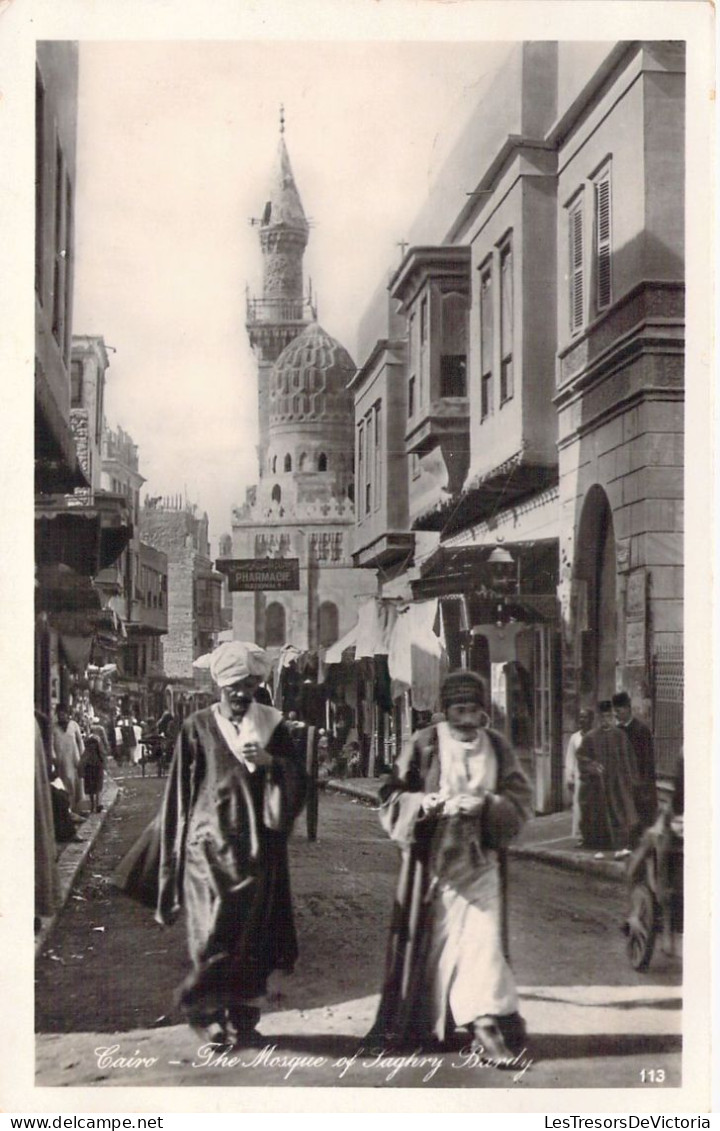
[269,322,356,424]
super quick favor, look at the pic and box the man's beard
[450,725,479,742]
[228,695,252,718]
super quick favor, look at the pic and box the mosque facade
[230,120,375,653]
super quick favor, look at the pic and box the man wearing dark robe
[156,641,306,1049]
[577,700,639,854]
[612,690,657,840]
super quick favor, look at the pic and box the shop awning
[387,598,446,711]
[324,600,400,665]
[35,492,133,575]
[412,452,558,534]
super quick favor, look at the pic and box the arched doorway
[575,485,617,701]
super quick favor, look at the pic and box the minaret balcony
[246,296,315,325]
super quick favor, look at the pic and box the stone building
[141,497,224,712]
[101,424,168,719]
[349,41,685,804]
[553,42,685,779]
[34,45,131,722]
[231,119,375,653]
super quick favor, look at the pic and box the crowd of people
[34,699,181,926]
[564,691,659,857]
[36,642,679,1065]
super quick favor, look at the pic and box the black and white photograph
[2,0,715,1114]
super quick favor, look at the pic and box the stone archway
[574,484,617,702]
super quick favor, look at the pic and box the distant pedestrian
[577,701,638,854]
[53,704,84,813]
[156,711,178,777]
[370,668,532,1059]
[79,735,105,813]
[564,708,594,841]
[89,717,110,760]
[612,691,657,840]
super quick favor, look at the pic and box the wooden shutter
[480,268,493,374]
[569,201,584,333]
[500,242,513,401]
[595,175,612,310]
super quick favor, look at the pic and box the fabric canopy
[324,622,359,665]
[355,599,397,658]
[387,598,447,711]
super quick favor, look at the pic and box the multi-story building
[553,42,684,780]
[140,497,224,715]
[100,423,169,719]
[349,41,685,805]
[231,118,375,660]
[34,44,132,723]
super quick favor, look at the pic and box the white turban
[208,641,272,687]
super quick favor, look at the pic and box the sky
[72,40,512,553]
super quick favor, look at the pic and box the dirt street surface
[35,775,682,1090]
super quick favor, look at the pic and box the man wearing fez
[612,690,658,838]
[577,700,639,855]
[156,641,306,1049]
[370,669,532,1061]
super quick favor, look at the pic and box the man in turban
[576,700,639,854]
[369,669,532,1061]
[155,641,307,1049]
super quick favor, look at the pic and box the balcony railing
[246,297,316,325]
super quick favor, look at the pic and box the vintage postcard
[1,0,715,1116]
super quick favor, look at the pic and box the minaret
[246,107,314,475]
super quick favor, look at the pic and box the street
[35,776,682,1090]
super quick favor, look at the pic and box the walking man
[52,704,85,814]
[370,669,532,1059]
[155,641,307,1049]
[577,700,639,855]
[564,708,593,841]
[612,691,657,841]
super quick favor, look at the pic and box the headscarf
[208,641,272,688]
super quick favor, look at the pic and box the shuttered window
[357,424,364,521]
[480,264,493,418]
[499,239,514,403]
[374,400,382,509]
[568,197,584,334]
[594,170,612,311]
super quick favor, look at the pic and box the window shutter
[480,269,493,374]
[569,203,584,333]
[595,176,612,310]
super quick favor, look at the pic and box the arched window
[318,452,328,472]
[284,453,292,472]
[271,455,277,474]
[271,484,281,503]
[347,481,355,503]
[265,602,286,647]
[318,602,339,648]
[299,452,308,471]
